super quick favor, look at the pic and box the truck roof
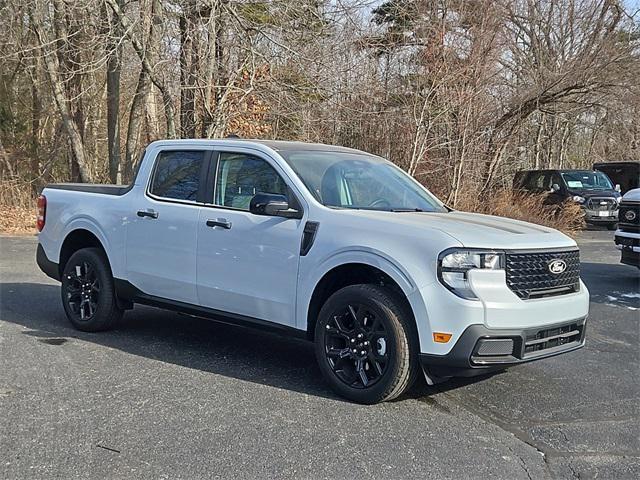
[593,161,640,167]
[147,138,370,156]
[516,168,600,174]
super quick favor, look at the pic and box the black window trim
[145,148,214,206]
[202,149,305,217]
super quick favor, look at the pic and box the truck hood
[345,210,577,250]
[567,188,621,201]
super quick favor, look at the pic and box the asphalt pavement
[1,230,638,479]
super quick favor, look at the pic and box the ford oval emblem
[548,259,567,275]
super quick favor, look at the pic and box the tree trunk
[32,7,91,183]
[124,69,151,181]
[179,11,196,138]
[105,0,123,183]
[30,56,42,193]
[105,0,177,139]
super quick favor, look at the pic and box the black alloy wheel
[315,284,418,404]
[64,261,101,321]
[323,303,389,388]
[61,247,122,332]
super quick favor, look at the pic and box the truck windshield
[561,171,613,190]
[281,150,446,212]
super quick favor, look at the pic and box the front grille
[618,202,640,232]
[505,249,580,299]
[523,323,583,357]
[586,197,617,211]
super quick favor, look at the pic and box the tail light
[36,195,47,232]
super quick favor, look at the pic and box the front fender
[296,248,424,333]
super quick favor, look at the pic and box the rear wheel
[61,247,122,332]
[314,284,418,404]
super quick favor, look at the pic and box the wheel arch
[304,259,418,341]
[58,228,110,278]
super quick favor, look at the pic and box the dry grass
[457,189,585,237]
[0,205,36,236]
[0,180,36,236]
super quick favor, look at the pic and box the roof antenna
[225,134,240,139]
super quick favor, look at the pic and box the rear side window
[525,172,550,191]
[150,150,204,201]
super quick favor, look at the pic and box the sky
[624,0,640,16]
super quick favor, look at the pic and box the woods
[0,0,638,209]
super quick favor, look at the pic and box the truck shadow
[2,281,482,403]
[1,281,345,401]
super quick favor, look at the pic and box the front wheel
[61,247,123,332]
[606,223,617,231]
[314,284,418,404]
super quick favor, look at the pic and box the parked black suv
[593,161,639,194]
[514,169,621,229]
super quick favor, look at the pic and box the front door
[196,150,305,327]
[126,148,210,305]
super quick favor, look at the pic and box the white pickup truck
[36,139,589,403]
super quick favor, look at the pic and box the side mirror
[615,184,621,192]
[250,193,301,218]
[551,183,561,193]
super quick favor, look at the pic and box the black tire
[606,223,617,231]
[314,284,419,404]
[60,247,123,332]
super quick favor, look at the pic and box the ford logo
[625,210,637,222]
[548,259,567,275]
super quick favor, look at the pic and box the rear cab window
[149,150,206,202]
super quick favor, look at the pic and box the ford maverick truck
[36,140,590,403]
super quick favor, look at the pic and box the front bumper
[615,232,640,267]
[420,318,587,378]
[584,208,618,224]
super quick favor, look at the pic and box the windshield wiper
[390,208,425,212]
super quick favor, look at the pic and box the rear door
[196,149,306,327]
[125,147,212,304]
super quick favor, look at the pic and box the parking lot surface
[1,230,638,479]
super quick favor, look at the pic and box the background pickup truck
[37,139,590,404]
[614,188,640,268]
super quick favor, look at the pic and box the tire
[314,284,419,404]
[606,223,617,231]
[60,247,123,332]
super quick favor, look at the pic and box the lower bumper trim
[36,244,60,281]
[420,319,586,378]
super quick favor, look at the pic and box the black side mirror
[250,193,301,218]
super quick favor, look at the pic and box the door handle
[137,209,158,219]
[206,218,232,229]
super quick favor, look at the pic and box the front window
[561,171,613,190]
[215,152,288,210]
[281,151,446,212]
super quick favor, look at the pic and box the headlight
[438,249,505,299]
[572,195,585,204]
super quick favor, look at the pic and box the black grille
[524,323,583,357]
[618,202,640,232]
[586,197,617,211]
[505,249,580,299]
